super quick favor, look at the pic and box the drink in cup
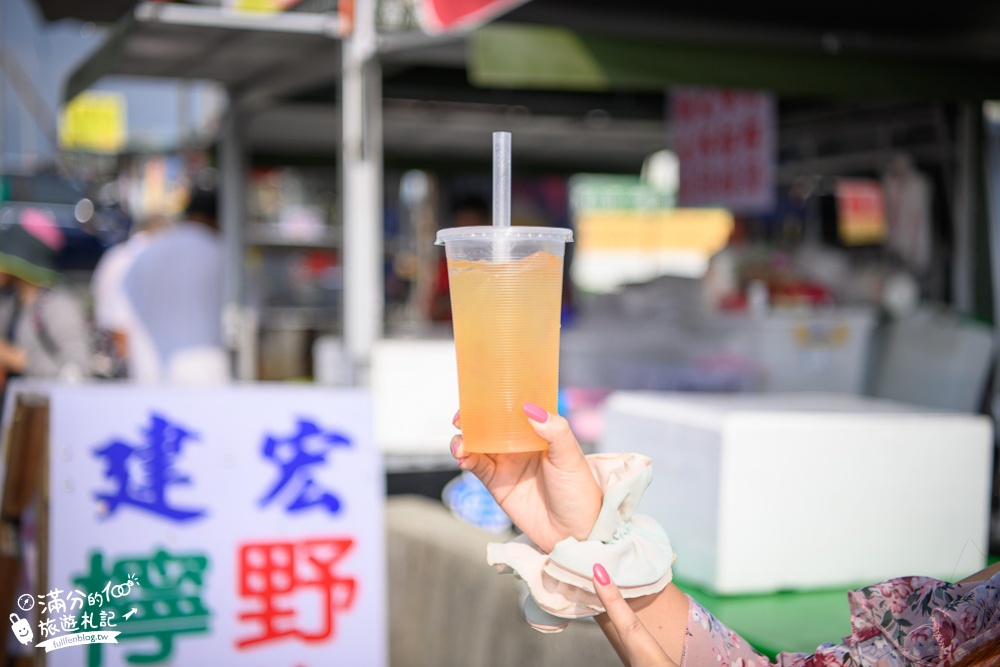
[436,226,573,453]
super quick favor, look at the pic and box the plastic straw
[493,131,511,228]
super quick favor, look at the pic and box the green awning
[469,23,1000,100]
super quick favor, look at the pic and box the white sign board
[24,384,384,667]
[672,87,776,215]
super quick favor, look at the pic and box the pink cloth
[681,572,1000,667]
[20,207,64,250]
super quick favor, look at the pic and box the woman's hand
[593,563,679,667]
[450,403,602,553]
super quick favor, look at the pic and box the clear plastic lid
[435,226,574,245]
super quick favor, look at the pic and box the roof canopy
[469,22,1000,100]
[65,3,345,106]
[62,1,1000,172]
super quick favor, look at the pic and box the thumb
[523,402,584,466]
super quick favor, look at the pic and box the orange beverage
[437,226,573,453]
[447,250,565,453]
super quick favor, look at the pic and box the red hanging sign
[672,87,776,215]
[415,0,531,34]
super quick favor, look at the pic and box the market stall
[47,0,1000,391]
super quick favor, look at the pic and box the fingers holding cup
[449,424,496,483]
[523,403,585,465]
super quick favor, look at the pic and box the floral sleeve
[679,572,1000,667]
[681,597,778,667]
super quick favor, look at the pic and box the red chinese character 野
[236,537,356,649]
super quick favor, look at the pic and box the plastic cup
[436,226,573,453]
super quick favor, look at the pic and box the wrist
[488,453,675,632]
[542,496,602,553]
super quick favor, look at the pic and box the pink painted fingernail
[452,410,460,424]
[593,563,610,586]
[523,402,549,423]
[450,439,459,457]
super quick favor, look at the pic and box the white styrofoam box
[370,337,459,455]
[597,391,994,594]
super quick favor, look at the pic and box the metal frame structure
[61,1,1000,397]
[65,1,380,382]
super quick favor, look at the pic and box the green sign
[569,174,674,213]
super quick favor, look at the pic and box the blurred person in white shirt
[89,212,169,378]
[122,181,231,384]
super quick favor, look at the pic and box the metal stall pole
[987,103,1000,385]
[985,101,1000,551]
[219,98,252,381]
[341,0,384,386]
[952,103,978,315]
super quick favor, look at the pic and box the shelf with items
[245,220,341,249]
[246,259,342,381]
[246,165,340,242]
[244,164,342,381]
[245,164,341,309]
[258,305,342,331]
[245,246,342,323]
